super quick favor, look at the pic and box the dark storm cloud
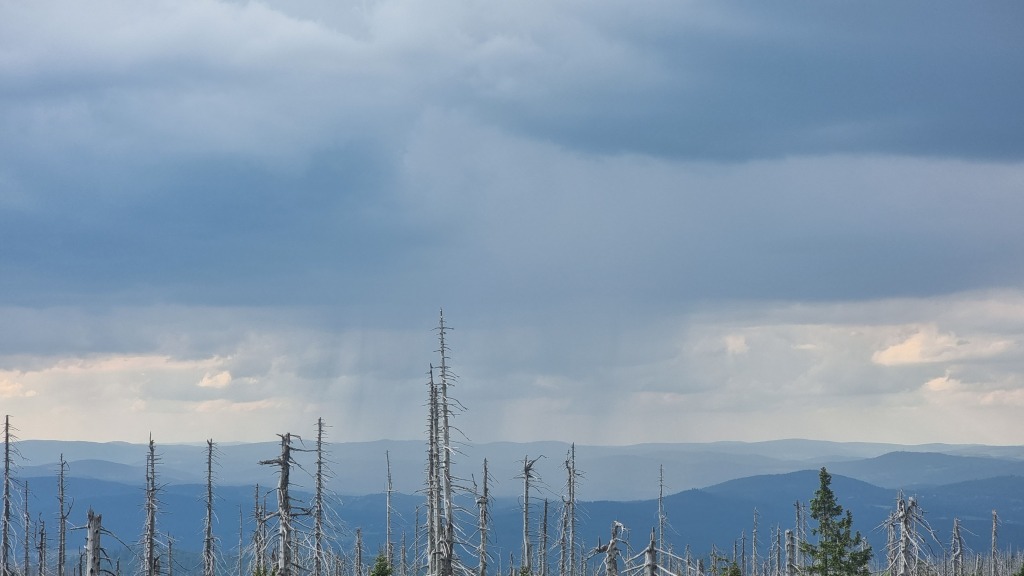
[2,0,1019,314]
[457,1,1024,160]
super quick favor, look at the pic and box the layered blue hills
[8,439,1023,574]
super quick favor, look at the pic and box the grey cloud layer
[3,0,1021,312]
[2,0,1024,443]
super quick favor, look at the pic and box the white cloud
[0,378,36,399]
[872,324,1014,366]
[923,372,960,393]
[193,398,277,413]
[198,370,232,389]
[723,334,749,355]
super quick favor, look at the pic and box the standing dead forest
[1,312,1022,576]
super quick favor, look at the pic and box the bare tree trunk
[204,440,217,576]
[58,457,69,576]
[427,368,440,576]
[601,523,623,576]
[784,531,795,576]
[402,531,409,576]
[739,533,745,576]
[252,485,267,575]
[560,445,579,576]
[540,500,549,576]
[520,456,540,574]
[260,434,297,576]
[145,436,160,576]
[23,482,30,576]
[990,511,998,576]
[951,519,963,576]
[238,506,244,576]
[772,527,781,576]
[436,310,456,576]
[557,503,568,576]
[885,510,897,576]
[37,519,47,576]
[315,419,328,576]
[355,529,363,576]
[658,466,666,572]
[478,460,489,576]
[644,531,656,576]
[387,451,394,568]
[2,416,12,576]
[794,502,808,573]
[751,510,758,576]
[896,497,913,576]
[86,511,101,576]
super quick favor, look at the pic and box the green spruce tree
[370,552,393,576]
[801,468,872,576]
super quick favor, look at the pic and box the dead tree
[37,517,46,576]
[559,445,581,576]
[313,419,331,576]
[792,502,807,573]
[739,532,746,576]
[751,510,758,576]
[387,451,395,568]
[772,527,781,576]
[86,510,101,576]
[477,460,491,576]
[435,310,458,576]
[143,436,160,576]
[23,482,30,576]
[886,511,897,575]
[57,456,70,576]
[539,500,549,576]
[643,531,656,576]
[783,531,795,576]
[426,367,441,576]
[897,499,913,576]
[425,310,464,576]
[251,484,268,575]
[593,522,624,576]
[888,492,938,576]
[657,467,667,571]
[519,456,542,574]
[237,506,244,576]
[951,519,964,576]
[355,529,363,576]
[990,511,998,576]
[203,440,217,576]
[2,416,13,576]
[259,434,303,576]
[558,508,568,576]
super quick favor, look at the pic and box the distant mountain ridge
[16,438,1024,500]
[821,451,1024,488]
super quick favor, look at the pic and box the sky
[1,0,1024,446]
